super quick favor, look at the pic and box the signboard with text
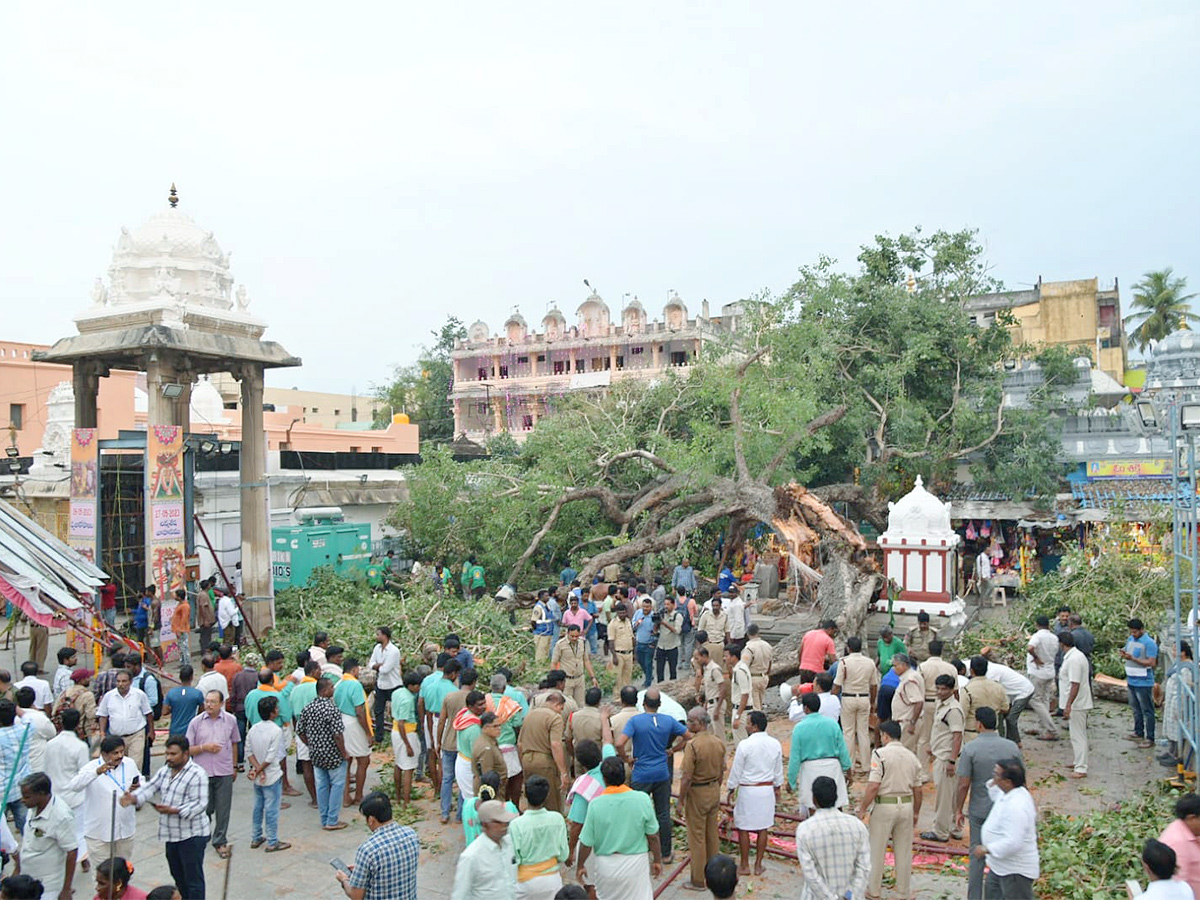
[1087,459,1171,479]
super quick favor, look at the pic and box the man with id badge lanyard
[65,734,140,866]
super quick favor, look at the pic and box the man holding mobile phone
[334,792,419,900]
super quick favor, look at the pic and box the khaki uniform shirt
[917,657,958,701]
[567,706,604,746]
[891,670,925,726]
[533,691,578,725]
[834,652,880,695]
[681,731,726,786]
[610,706,639,737]
[742,638,773,676]
[730,662,753,710]
[609,619,634,653]
[868,740,921,797]
[439,689,468,751]
[905,626,939,663]
[552,639,588,678]
[962,677,1009,732]
[697,610,729,643]
[518,706,564,758]
[929,696,965,761]
[702,661,725,702]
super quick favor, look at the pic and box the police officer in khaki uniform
[921,674,964,843]
[904,611,939,663]
[961,656,1009,744]
[697,597,730,667]
[607,602,635,695]
[860,720,922,900]
[915,640,958,778]
[833,636,880,775]
[677,705,727,891]
[551,623,598,707]
[741,624,773,712]
[518,693,569,813]
[891,654,925,754]
[726,646,753,745]
[693,646,726,736]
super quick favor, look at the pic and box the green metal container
[271,514,372,590]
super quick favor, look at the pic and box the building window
[334,408,341,415]
[350,446,361,452]
[499,365,509,378]
[371,446,382,453]
[536,355,546,362]
[517,356,529,364]
[615,356,624,369]
[553,360,565,375]
[312,407,320,414]
[574,360,585,373]
[522,415,534,430]
[478,367,488,381]
[671,351,688,366]
[476,402,488,414]
[9,404,23,431]
[631,346,644,355]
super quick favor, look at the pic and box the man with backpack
[676,588,696,672]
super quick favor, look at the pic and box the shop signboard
[1087,459,1171,479]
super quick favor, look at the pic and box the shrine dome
[542,307,567,341]
[879,475,957,543]
[76,185,262,337]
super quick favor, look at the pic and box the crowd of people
[0,552,1193,900]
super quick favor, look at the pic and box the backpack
[679,597,693,634]
[137,671,164,720]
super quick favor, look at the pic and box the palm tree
[1124,268,1199,353]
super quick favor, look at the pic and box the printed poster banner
[1087,458,1171,479]
[67,428,100,652]
[148,425,185,661]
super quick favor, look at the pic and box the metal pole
[192,514,265,657]
[221,844,233,900]
[107,790,117,900]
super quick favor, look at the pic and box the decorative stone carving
[881,475,954,539]
[115,227,133,254]
[877,475,964,622]
[90,278,109,307]
[468,320,490,343]
[153,267,181,298]
[236,284,250,311]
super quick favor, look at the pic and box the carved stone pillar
[72,364,99,429]
[235,363,273,633]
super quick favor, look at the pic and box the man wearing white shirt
[66,734,140,866]
[1058,632,1093,778]
[786,679,841,723]
[1025,615,1061,741]
[15,687,57,775]
[976,758,1039,899]
[52,648,77,700]
[15,661,54,711]
[1142,839,1196,900]
[43,710,90,868]
[195,654,229,702]
[725,711,784,877]
[14,772,78,899]
[97,672,154,769]
[725,591,747,656]
[369,626,403,745]
[982,657,1036,745]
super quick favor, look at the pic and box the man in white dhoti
[725,711,783,876]
[787,693,852,819]
[576,756,662,900]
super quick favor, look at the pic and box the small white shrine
[878,476,965,624]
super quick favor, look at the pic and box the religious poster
[67,429,97,562]
[147,425,185,661]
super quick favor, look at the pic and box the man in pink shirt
[561,595,593,639]
[798,621,838,684]
[1160,793,1200,897]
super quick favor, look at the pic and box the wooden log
[656,631,806,709]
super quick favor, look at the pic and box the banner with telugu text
[67,429,99,650]
[147,425,184,661]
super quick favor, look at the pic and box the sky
[1,3,1197,395]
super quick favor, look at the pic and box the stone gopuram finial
[168,183,179,208]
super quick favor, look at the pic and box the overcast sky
[2,3,1197,394]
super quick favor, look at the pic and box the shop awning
[0,498,107,623]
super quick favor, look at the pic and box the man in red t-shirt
[798,620,838,683]
[99,580,118,629]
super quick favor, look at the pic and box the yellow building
[208,374,383,430]
[965,277,1127,383]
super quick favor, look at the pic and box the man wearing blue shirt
[632,597,657,688]
[1121,618,1159,749]
[615,688,688,864]
[672,559,697,594]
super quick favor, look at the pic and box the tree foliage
[779,227,1064,515]
[1124,267,1199,353]
[373,316,467,445]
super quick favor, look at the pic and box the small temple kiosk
[34,186,299,634]
[877,475,965,626]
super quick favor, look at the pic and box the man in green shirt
[787,693,852,818]
[365,559,386,591]
[877,626,907,673]
[420,659,461,789]
[392,671,423,807]
[576,756,663,897]
[509,775,569,895]
[288,659,322,807]
[469,561,486,600]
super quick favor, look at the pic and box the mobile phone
[330,858,351,877]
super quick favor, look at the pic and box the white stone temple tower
[35,186,299,632]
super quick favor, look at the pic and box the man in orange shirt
[169,588,192,663]
[214,644,242,709]
[798,621,838,684]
